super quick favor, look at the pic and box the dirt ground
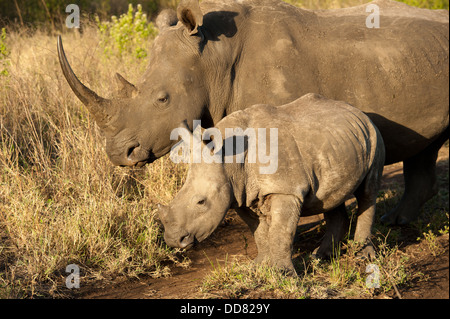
[77,146,449,299]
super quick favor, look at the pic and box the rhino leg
[353,195,377,259]
[266,194,302,275]
[237,195,302,275]
[235,207,271,264]
[353,155,384,259]
[312,203,349,259]
[381,132,447,225]
[253,218,271,264]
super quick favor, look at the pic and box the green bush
[398,0,449,9]
[96,4,158,60]
[0,28,9,76]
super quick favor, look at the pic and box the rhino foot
[381,204,421,226]
[271,259,297,276]
[253,253,270,265]
[252,257,297,276]
[356,242,376,260]
[383,137,443,225]
[311,246,333,260]
[380,210,397,226]
[279,266,297,277]
[270,260,297,277]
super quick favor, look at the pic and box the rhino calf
[159,93,385,274]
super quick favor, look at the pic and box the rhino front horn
[57,35,111,127]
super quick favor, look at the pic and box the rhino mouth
[134,158,154,168]
[183,241,196,250]
[179,233,198,250]
[123,152,157,168]
[132,145,173,167]
[137,150,157,166]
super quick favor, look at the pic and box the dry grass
[199,233,412,299]
[0,27,189,297]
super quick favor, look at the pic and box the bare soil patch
[397,233,449,299]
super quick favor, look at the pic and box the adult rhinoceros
[58,0,449,225]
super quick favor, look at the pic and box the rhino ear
[177,0,203,35]
[114,73,137,98]
[180,120,205,143]
[180,119,193,133]
[156,9,178,31]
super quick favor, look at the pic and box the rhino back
[307,0,448,162]
[208,0,448,164]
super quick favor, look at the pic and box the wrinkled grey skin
[159,94,385,273]
[58,0,449,225]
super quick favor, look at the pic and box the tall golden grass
[0,26,190,297]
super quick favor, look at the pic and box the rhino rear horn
[57,35,111,127]
[115,73,137,98]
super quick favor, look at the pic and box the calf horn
[57,36,111,127]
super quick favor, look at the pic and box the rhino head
[58,0,211,167]
[158,124,233,249]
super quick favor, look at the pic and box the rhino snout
[126,143,153,166]
[164,231,195,249]
[179,233,194,249]
[126,143,140,160]
[111,144,156,167]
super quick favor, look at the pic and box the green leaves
[399,0,449,10]
[0,28,10,76]
[96,4,158,60]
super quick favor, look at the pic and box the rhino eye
[156,92,169,105]
[192,195,207,207]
